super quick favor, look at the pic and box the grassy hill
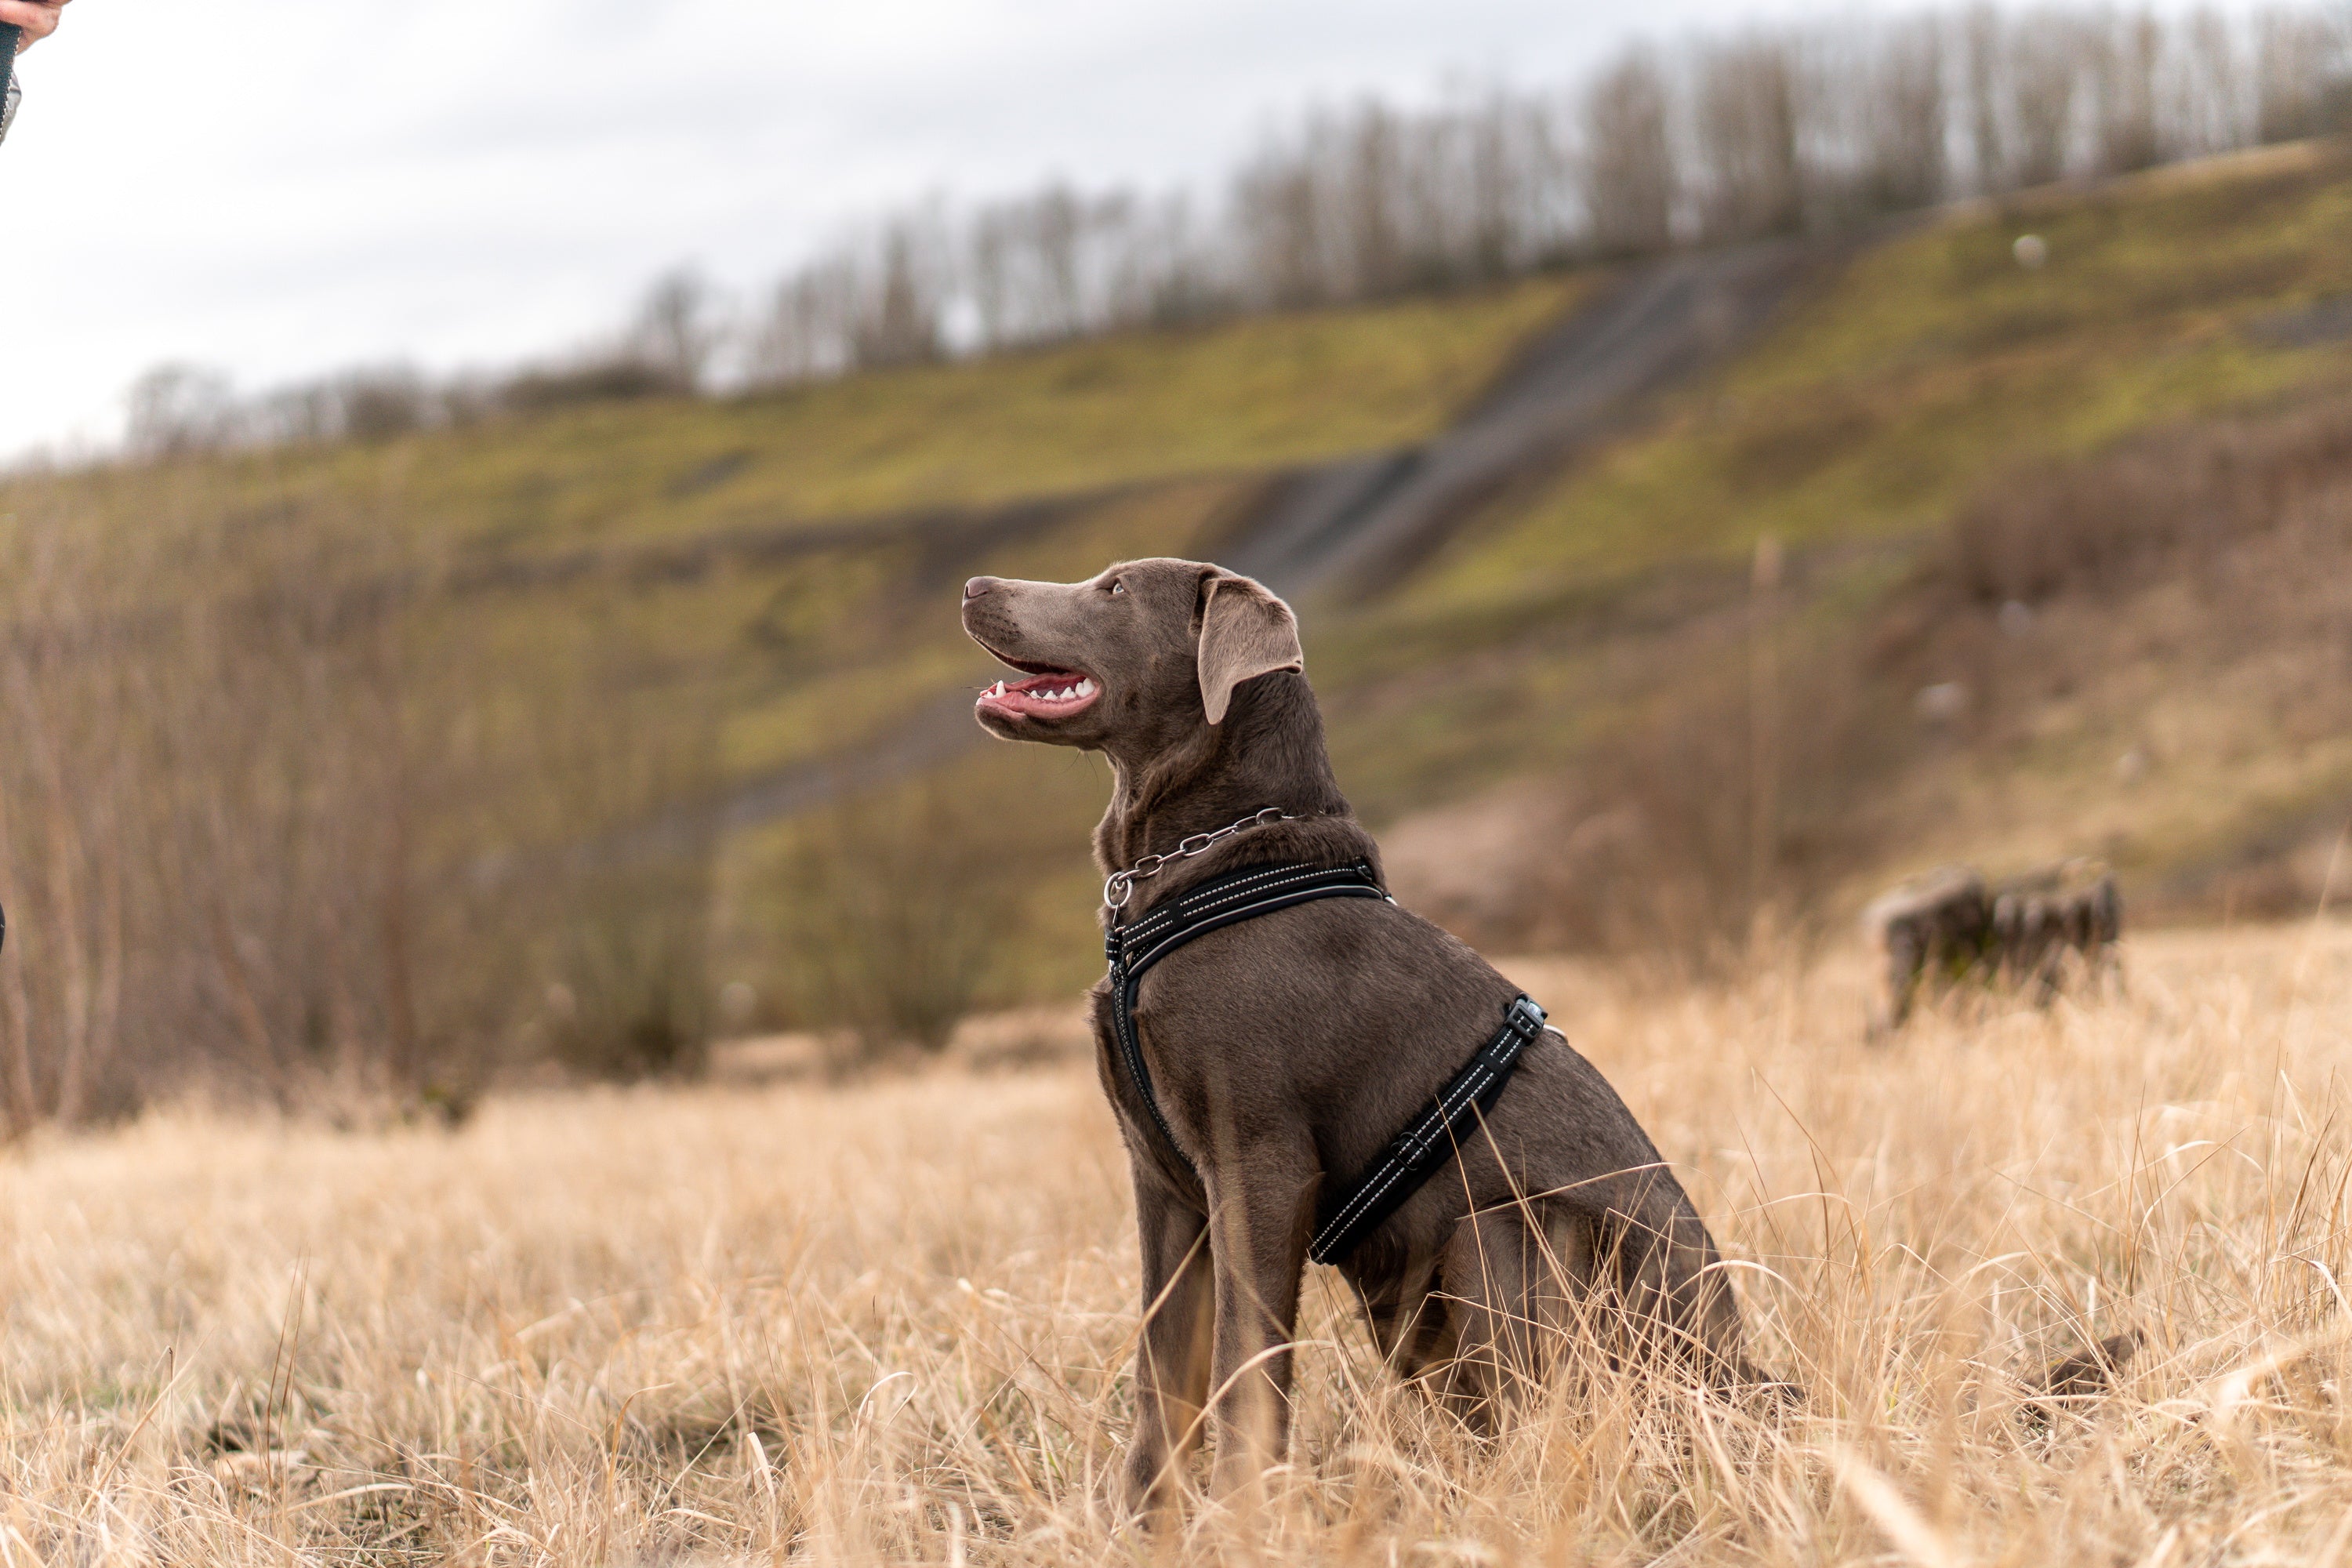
[6,143,2352,1064]
[1321,143,2352,803]
[1307,143,2352,958]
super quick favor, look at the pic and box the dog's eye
[1109,579,1126,596]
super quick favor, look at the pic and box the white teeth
[985,676,1093,703]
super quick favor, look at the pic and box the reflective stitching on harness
[1304,995,1548,1264]
[1109,861,1386,1172]
[1103,855,1547,1268]
[1123,865,1381,953]
[1314,1061,1489,1242]
[1123,861,1348,944]
[1127,874,1382,971]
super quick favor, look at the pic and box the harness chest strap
[1102,857,1549,1266]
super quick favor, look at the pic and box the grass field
[6,920,2352,1563]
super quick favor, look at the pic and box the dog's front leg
[1124,1171,1212,1519]
[1200,1143,1317,1503]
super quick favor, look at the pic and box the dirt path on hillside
[1229,234,1830,598]
[708,236,1844,831]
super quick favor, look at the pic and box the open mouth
[975,659,1102,721]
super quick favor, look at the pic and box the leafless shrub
[1531,615,1907,971]
[1465,87,1567,279]
[123,362,484,453]
[499,357,687,411]
[1990,858,2122,996]
[769,773,1034,1061]
[258,365,439,445]
[521,648,724,1085]
[0,483,725,1130]
[1945,394,2352,606]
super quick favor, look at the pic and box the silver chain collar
[1104,806,1300,910]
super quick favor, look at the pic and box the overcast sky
[6,0,2008,459]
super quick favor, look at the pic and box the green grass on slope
[1404,142,2352,619]
[717,477,1247,779]
[668,274,1582,527]
[31,275,1580,561]
[1300,143,2352,816]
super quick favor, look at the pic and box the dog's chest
[1086,1002,1207,1196]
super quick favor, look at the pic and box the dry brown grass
[5,920,2352,1563]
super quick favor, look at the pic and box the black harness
[1104,856,1548,1265]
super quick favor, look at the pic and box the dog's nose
[964,577,996,601]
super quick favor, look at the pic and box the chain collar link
[1104,806,1299,910]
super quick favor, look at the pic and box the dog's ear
[1197,570,1303,725]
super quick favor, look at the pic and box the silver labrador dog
[960,557,1759,1512]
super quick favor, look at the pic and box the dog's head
[959,558,1303,755]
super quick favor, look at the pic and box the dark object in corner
[2024,1329,2143,1425]
[0,22,19,147]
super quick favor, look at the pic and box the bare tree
[126,365,238,458]
[1234,142,1338,308]
[2009,12,2086,186]
[1695,35,1808,241]
[1021,185,1088,339]
[1123,191,1225,327]
[2172,9,2247,157]
[116,3,2352,430]
[1584,49,1678,256]
[2094,10,2165,174]
[852,221,945,369]
[1860,16,1950,210]
[630,268,723,390]
[752,257,858,384]
[1964,6,2013,190]
[361,7,2352,410]
[1341,103,1409,296]
[2253,7,2345,142]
